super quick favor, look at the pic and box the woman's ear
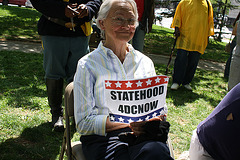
[99,20,105,30]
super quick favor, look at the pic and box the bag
[118,120,170,146]
[225,42,231,53]
[81,21,93,36]
[225,34,233,53]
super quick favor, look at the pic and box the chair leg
[167,136,174,159]
[59,130,67,160]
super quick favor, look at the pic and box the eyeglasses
[111,17,137,26]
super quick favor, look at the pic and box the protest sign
[105,75,168,123]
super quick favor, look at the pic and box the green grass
[155,64,228,157]
[0,5,230,62]
[144,25,229,63]
[0,5,41,42]
[0,50,62,159]
[0,50,228,159]
[0,5,230,159]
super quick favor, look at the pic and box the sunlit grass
[0,5,40,41]
[145,25,229,63]
[0,51,228,159]
[0,5,230,159]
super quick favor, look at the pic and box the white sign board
[105,75,168,123]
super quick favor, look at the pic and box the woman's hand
[129,121,146,136]
[106,117,129,133]
[129,115,167,136]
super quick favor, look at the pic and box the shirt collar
[98,41,136,60]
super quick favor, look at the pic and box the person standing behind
[224,12,240,80]
[131,0,155,52]
[170,0,214,90]
[228,18,240,91]
[30,0,101,132]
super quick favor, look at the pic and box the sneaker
[52,116,64,132]
[184,84,192,91]
[171,83,179,90]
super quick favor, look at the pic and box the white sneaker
[171,83,179,90]
[184,84,192,91]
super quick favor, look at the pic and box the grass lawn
[144,25,229,63]
[0,5,40,42]
[0,5,230,160]
[0,5,229,62]
[0,50,228,159]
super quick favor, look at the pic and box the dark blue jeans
[172,49,201,85]
[131,25,146,52]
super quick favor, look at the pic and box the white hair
[96,0,139,39]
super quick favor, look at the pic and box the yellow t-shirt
[171,0,214,54]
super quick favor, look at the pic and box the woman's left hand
[129,115,167,136]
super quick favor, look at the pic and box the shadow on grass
[167,81,225,108]
[144,27,175,55]
[167,88,200,106]
[0,5,40,41]
[156,63,227,108]
[0,50,46,110]
[0,122,64,160]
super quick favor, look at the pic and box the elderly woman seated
[73,0,173,159]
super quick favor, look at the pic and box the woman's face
[100,1,137,43]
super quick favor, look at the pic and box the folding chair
[59,82,86,160]
[59,82,174,160]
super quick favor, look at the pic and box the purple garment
[197,83,240,160]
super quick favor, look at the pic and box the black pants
[80,128,173,160]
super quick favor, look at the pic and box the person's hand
[65,3,79,18]
[130,115,167,136]
[76,4,89,18]
[149,114,166,121]
[106,117,129,133]
[174,27,180,38]
[129,121,146,136]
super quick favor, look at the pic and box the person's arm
[74,60,108,136]
[170,1,182,29]
[84,0,101,21]
[232,22,238,35]
[30,0,67,18]
[147,0,155,33]
[106,117,129,133]
[30,0,101,20]
[74,57,129,136]
[174,27,180,38]
[207,0,214,37]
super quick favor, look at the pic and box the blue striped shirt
[74,41,156,136]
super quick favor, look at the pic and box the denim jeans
[131,25,146,52]
[42,35,89,83]
[172,49,201,85]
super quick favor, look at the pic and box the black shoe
[52,116,64,132]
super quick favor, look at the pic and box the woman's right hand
[106,117,129,133]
